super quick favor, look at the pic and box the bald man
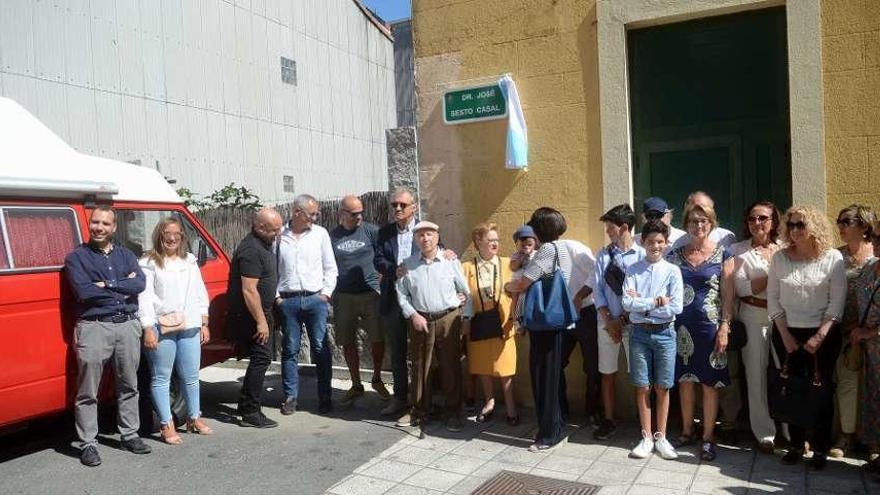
[330,195,389,407]
[226,207,283,428]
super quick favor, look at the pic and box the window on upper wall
[283,175,295,193]
[281,57,297,86]
[0,207,82,271]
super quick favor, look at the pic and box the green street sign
[443,83,507,124]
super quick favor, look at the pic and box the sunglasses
[391,202,411,210]
[688,218,710,226]
[644,211,665,221]
[748,215,771,223]
[786,221,806,231]
[837,217,860,227]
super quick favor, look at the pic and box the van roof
[0,97,182,204]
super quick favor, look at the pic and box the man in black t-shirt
[330,195,389,407]
[226,208,283,428]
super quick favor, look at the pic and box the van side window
[114,210,217,261]
[0,207,81,270]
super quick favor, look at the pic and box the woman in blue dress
[667,201,736,461]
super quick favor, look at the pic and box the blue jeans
[145,326,201,424]
[279,294,332,401]
[628,324,676,389]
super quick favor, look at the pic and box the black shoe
[241,411,279,428]
[80,445,101,467]
[120,436,152,454]
[810,453,828,470]
[280,396,297,416]
[594,419,617,441]
[781,449,803,465]
[318,399,333,415]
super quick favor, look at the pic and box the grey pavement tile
[554,441,610,460]
[383,485,444,495]
[448,475,488,495]
[491,445,551,467]
[534,453,593,476]
[403,467,466,492]
[376,441,410,459]
[426,452,487,475]
[384,445,446,467]
[451,437,510,460]
[410,434,468,454]
[580,460,646,486]
[357,458,425,483]
[635,467,695,491]
[695,460,751,480]
[627,485,687,495]
[688,475,749,494]
[471,460,532,479]
[596,485,630,495]
[748,478,807,494]
[327,474,397,495]
[645,453,700,474]
[600,444,652,466]
[807,472,866,494]
[529,467,581,481]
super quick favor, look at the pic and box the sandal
[700,441,717,461]
[506,414,520,426]
[160,420,183,445]
[186,417,214,435]
[673,433,697,448]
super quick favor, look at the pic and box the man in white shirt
[275,194,338,416]
[671,191,737,250]
[635,197,686,251]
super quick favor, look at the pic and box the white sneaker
[630,430,654,458]
[653,432,679,460]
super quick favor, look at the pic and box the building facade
[0,0,397,204]
[413,0,880,409]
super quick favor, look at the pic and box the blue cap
[513,225,536,242]
[642,197,670,215]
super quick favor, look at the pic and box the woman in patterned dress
[849,220,880,470]
[667,202,735,461]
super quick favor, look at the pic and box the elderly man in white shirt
[275,194,338,416]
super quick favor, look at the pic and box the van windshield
[114,209,217,261]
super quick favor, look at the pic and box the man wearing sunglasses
[330,195,390,408]
[275,194,338,416]
[635,197,686,253]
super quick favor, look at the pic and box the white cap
[413,220,439,232]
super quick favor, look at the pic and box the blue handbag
[519,243,579,332]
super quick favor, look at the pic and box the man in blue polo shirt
[64,206,149,467]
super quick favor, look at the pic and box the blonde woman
[768,206,846,469]
[138,218,212,444]
[462,223,518,425]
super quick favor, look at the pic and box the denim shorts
[628,323,676,389]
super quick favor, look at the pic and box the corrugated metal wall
[0,0,397,204]
[391,19,415,128]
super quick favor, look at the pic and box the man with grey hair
[227,207,284,428]
[276,194,338,415]
[330,194,389,407]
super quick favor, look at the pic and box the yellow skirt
[468,335,517,377]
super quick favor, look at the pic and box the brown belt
[418,307,459,321]
[632,322,673,331]
[740,296,768,308]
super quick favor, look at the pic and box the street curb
[216,359,394,383]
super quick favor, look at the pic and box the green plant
[175,187,210,210]
[176,183,263,211]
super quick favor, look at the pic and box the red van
[0,98,234,428]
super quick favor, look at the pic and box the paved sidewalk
[326,400,876,495]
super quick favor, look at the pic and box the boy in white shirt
[622,220,684,459]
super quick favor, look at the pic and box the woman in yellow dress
[462,223,519,425]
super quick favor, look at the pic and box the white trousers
[738,303,776,443]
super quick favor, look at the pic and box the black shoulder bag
[603,244,625,296]
[469,259,504,342]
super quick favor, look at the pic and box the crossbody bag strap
[552,242,560,272]
[473,258,500,313]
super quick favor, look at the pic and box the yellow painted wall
[413,0,604,258]
[822,0,880,214]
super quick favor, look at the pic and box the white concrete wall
[0,0,396,204]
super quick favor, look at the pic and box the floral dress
[668,245,732,388]
[858,259,880,448]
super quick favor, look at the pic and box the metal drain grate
[471,471,600,495]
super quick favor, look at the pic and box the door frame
[596,0,824,211]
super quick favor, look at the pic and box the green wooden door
[628,7,791,230]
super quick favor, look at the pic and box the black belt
[632,321,673,331]
[418,307,459,321]
[83,313,138,323]
[279,290,318,298]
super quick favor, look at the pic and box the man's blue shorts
[628,323,676,389]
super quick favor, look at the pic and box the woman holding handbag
[848,221,880,471]
[830,204,876,458]
[461,223,518,425]
[767,206,846,469]
[505,208,577,452]
[138,217,212,444]
[729,201,781,453]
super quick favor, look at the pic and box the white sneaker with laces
[630,430,654,459]
[653,432,679,460]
